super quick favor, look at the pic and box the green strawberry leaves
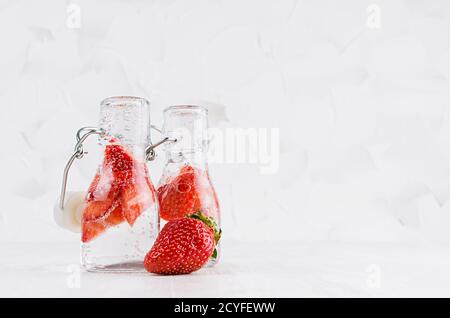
[188,211,222,259]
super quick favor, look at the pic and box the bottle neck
[99,96,151,149]
[166,150,208,169]
[102,142,147,163]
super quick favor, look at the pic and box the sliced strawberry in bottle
[81,144,156,241]
[121,162,156,225]
[81,144,131,241]
[82,220,105,243]
[83,174,120,220]
[82,201,125,243]
[158,165,202,221]
[158,165,221,221]
[104,144,134,183]
[121,184,149,225]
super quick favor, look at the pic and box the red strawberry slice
[81,144,132,241]
[82,145,156,242]
[106,146,153,225]
[157,166,201,221]
[121,185,144,225]
[83,170,121,222]
[104,144,134,184]
[121,163,155,225]
[81,144,156,241]
[157,165,220,221]
[82,201,125,243]
[144,211,222,275]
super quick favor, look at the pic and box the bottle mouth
[163,105,208,114]
[101,96,150,108]
[99,96,151,147]
[162,105,209,155]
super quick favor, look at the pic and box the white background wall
[1,0,450,245]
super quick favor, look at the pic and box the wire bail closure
[145,137,177,161]
[59,127,105,210]
[59,125,176,210]
[145,125,177,161]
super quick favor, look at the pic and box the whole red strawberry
[144,211,222,275]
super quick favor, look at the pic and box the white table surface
[1,240,450,298]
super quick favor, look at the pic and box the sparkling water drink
[81,96,159,272]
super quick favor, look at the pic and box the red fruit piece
[157,166,202,221]
[106,145,152,225]
[158,165,220,221]
[83,170,121,222]
[104,144,134,185]
[81,144,133,241]
[82,170,124,243]
[121,162,156,225]
[82,144,156,241]
[82,201,125,243]
[144,212,221,275]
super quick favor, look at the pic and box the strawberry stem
[188,211,222,259]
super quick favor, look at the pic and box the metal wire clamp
[59,125,176,209]
[145,125,177,161]
[59,127,105,210]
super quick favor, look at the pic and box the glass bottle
[81,96,159,272]
[157,105,221,266]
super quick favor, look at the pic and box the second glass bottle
[157,105,221,266]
